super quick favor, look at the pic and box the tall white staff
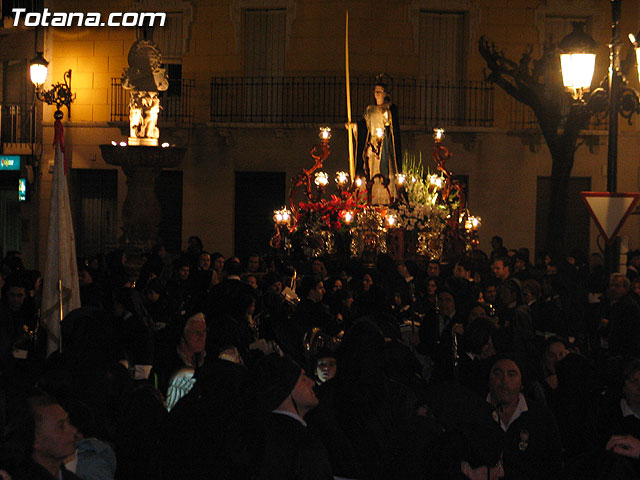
[345,11,356,183]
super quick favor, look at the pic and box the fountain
[100,39,186,251]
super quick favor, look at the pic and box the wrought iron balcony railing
[110,78,194,124]
[210,76,494,127]
[506,93,607,132]
[1,103,36,145]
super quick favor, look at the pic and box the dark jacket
[597,396,640,447]
[258,413,333,480]
[208,278,255,320]
[606,295,640,358]
[16,461,82,480]
[162,359,254,480]
[502,397,563,480]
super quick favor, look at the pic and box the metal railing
[1,103,36,144]
[210,76,494,127]
[506,94,607,131]
[110,78,194,124]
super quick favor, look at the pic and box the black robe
[258,412,333,480]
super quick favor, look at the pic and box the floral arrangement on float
[296,192,361,232]
[386,153,448,231]
[270,127,481,262]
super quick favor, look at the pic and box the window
[419,11,466,125]
[234,171,286,259]
[149,12,191,122]
[71,169,118,258]
[151,12,184,62]
[244,9,286,76]
[2,60,35,144]
[1,0,43,22]
[544,15,591,46]
[241,9,286,120]
[419,11,465,81]
[535,176,591,258]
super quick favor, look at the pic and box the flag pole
[42,114,80,358]
[58,279,63,353]
[345,11,355,184]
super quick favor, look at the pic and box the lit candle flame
[465,216,481,230]
[319,126,332,141]
[335,171,349,185]
[315,171,329,186]
[375,127,385,139]
[343,211,353,223]
[355,177,364,188]
[273,208,291,224]
[433,128,445,141]
[429,174,443,188]
[387,215,396,227]
[397,174,406,185]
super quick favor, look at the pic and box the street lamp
[29,51,49,87]
[559,0,640,271]
[29,52,74,119]
[559,22,597,101]
[559,1,640,194]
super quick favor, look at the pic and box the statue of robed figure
[356,73,402,205]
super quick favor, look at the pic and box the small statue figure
[122,40,168,146]
[356,73,402,205]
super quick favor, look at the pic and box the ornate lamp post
[559,23,597,102]
[29,51,74,119]
[559,0,640,271]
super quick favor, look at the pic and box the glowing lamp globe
[559,22,597,99]
[29,52,49,87]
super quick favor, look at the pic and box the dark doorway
[0,171,21,257]
[234,171,286,260]
[71,169,118,258]
[156,170,183,254]
[535,176,591,259]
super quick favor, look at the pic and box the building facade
[1,0,640,268]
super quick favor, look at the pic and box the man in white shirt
[486,356,562,479]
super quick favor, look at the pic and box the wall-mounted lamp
[29,51,74,119]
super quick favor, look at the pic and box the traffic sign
[581,192,640,245]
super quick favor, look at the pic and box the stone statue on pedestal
[122,40,168,146]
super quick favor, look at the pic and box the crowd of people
[1,234,640,479]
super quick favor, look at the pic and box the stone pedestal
[99,145,186,252]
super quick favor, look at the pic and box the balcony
[210,76,494,128]
[1,0,43,26]
[506,93,607,132]
[110,77,194,124]
[1,103,36,154]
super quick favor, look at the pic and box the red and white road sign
[581,192,640,245]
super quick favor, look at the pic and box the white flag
[41,142,81,357]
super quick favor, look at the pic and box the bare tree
[478,37,595,258]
